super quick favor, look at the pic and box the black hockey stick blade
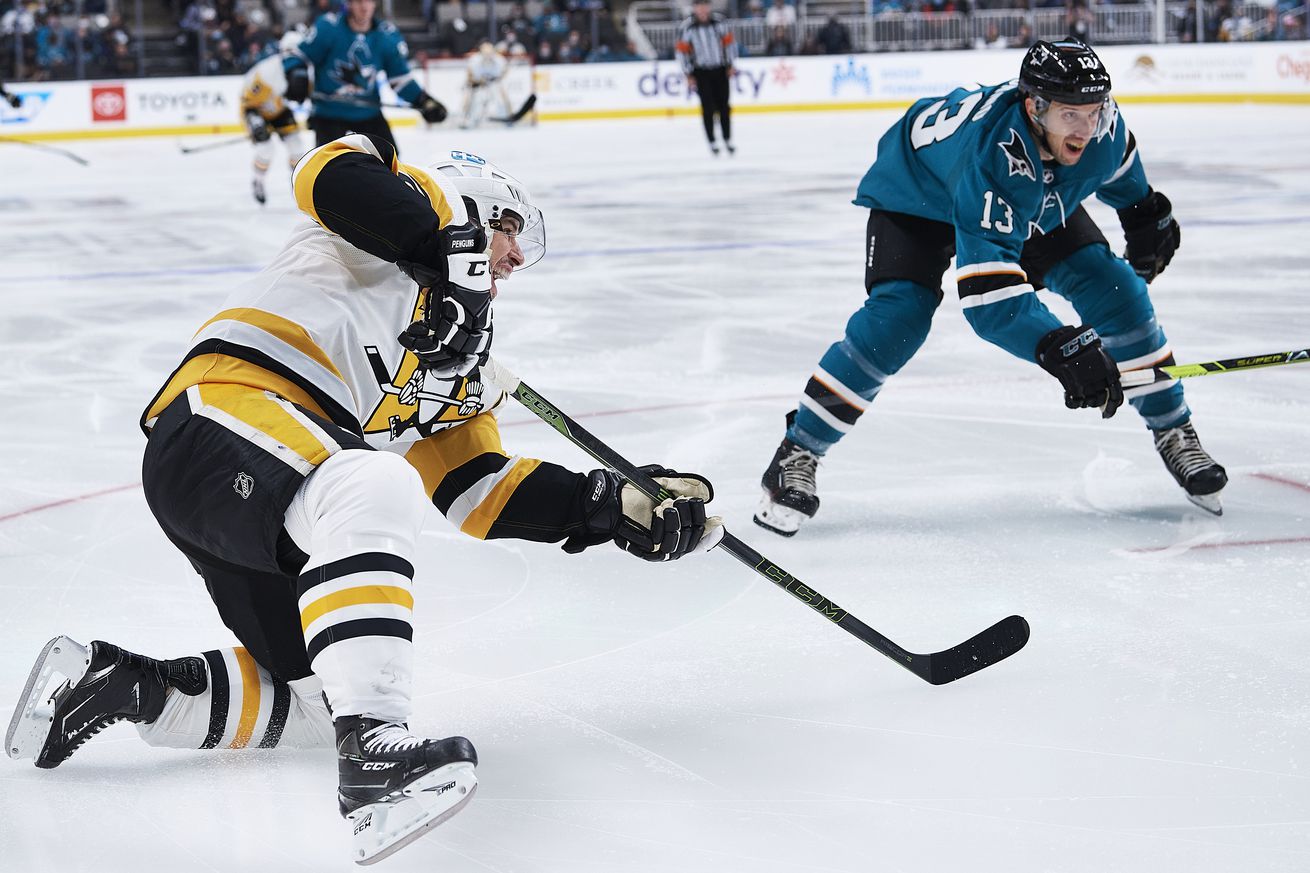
[492,93,536,125]
[920,614,1030,685]
[482,357,1031,685]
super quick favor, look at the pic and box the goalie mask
[430,150,546,269]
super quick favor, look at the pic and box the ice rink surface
[2,104,1309,872]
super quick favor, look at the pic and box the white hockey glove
[563,465,724,562]
[396,220,493,379]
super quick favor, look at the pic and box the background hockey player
[675,0,737,156]
[7,140,722,864]
[459,41,513,129]
[240,30,311,205]
[284,0,448,150]
[755,40,1227,537]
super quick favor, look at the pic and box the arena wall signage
[4,42,1306,141]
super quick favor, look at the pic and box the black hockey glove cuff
[245,110,270,143]
[1037,325,1124,419]
[5,91,20,109]
[284,66,310,103]
[416,92,448,124]
[562,466,722,561]
[1117,188,1181,283]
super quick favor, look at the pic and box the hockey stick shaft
[0,136,89,165]
[1120,347,1310,388]
[178,135,249,154]
[482,358,1029,685]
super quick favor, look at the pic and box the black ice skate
[755,424,822,537]
[5,636,204,768]
[336,716,479,865]
[1153,422,1228,515]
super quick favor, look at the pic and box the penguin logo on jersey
[999,130,1036,182]
[361,345,487,442]
[332,38,378,94]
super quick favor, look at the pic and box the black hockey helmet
[1018,40,1112,105]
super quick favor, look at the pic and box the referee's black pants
[691,66,731,145]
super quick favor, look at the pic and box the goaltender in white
[6,136,723,865]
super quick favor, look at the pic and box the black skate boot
[1153,422,1228,515]
[5,636,205,768]
[754,413,822,537]
[336,716,478,865]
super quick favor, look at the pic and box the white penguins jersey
[466,52,507,86]
[144,133,502,454]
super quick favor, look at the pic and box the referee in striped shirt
[676,0,738,156]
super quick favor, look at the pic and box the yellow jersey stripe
[460,457,542,539]
[229,647,261,750]
[300,585,415,633]
[198,307,343,381]
[293,139,361,226]
[399,162,454,228]
[404,413,507,500]
[143,353,333,429]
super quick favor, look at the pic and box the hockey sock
[253,138,274,176]
[137,649,332,749]
[789,279,936,454]
[284,449,428,724]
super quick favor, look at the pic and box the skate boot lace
[361,723,425,754]
[779,447,819,495]
[1156,425,1215,480]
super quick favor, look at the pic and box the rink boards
[2,41,1307,141]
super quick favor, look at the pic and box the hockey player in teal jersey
[755,40,1228,535]
[284,0,447,149]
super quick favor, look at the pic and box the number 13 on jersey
[980,190,1014,234]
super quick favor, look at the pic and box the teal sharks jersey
[285,13,423,122]
[855,81,1150,360]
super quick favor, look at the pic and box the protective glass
[1031,94,1114,140]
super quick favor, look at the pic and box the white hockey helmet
[430,150,545,269]
[279,28,305,54]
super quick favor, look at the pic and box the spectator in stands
[1176,0,1197,41]
[435,0,477,57]
[205,35,238,73]
[502,2,538,53]
[745,0,765,18]
[1011,21,1033,47]
[975,20,1006,48]
[35,13,73,79]
[71,16,104,73]
[816,14,852,53]
[765,23,791,55]
[765,0,796,30]
[558,28,587,62]
[1066,0,1092,42]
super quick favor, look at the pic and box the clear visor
[484,197,546,269]
[1032,95,1114,140]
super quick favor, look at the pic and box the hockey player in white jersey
[241,31,310,204]
[459,41,513,129]
[6,137,723,864]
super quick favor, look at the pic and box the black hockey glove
[1117,189,1181,283]
[245,110,270,143]
[562,466,724,562]
[4,91,19,109]
[1037,325,1124,419]
[416,92,448,124]
[396,221,492,379]
[284,66,310,103]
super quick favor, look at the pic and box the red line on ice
[1250,472,1310,494]
[0,483,141,524]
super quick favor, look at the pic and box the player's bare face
[347,0,376,31]
[1038,101,1103,166]
[488,214,525,299]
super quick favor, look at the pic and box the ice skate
[6,636,204,768]
[1154,422,1227,515]
[252,176,266,205]
[754,435,821,536]
[709,141,720,157]
[336,717,479,865]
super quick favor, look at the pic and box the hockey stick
[481,357,1030,686]
[1120,346,1310,388]
[177,135,248,155]
[0,136,89,166]
[490,93,536,125]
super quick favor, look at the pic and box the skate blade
[753,493,805,537]
[5,636,91,761]
[349,761,478,866]
[1187,491,1223,516]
